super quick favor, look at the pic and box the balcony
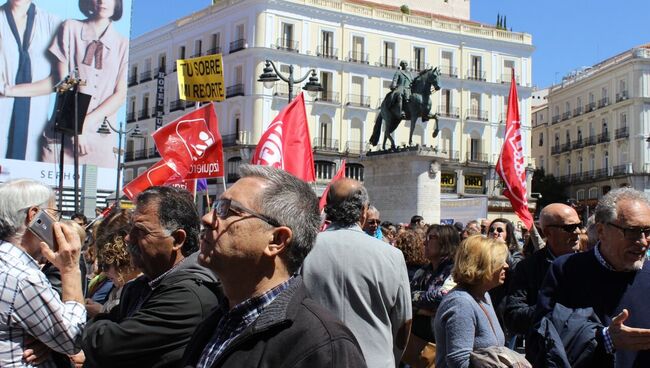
[437,105,460,119]
[229,38,247,53]
[466,108,488,121]
[226,83,244,98]
[137,108,150,120]
[139,70,152,83]
[128,75,138,86]
[572,139,584,150]
[206,46,221,55]
[598,132,610,143]
[315,91,340,104]
[466,69,486,81]
[613,164,631,176]
[616,90,628,102]
[594,168,608,179]
[561,142,571,153]
[377,56,398,69]
[190,52,202,58]
[313,138,338,152]
[615,126,629,139]
[584,135,597,147]
[347,50,369,64]
[562,111,572,121]
[551,145,561,155]
[585,102,596,113]
[170,99,185,112]
[573,106,583,116]
[316,46,338,59]
[275,38,299,53]
[125,147,160,162]
[439,66,458,78]
[442,150,460,162]
[598,97,609,109]
[466,152,489,164]
[410,61,430,73]
[551,115,560,124]
[221,133,238,147]
[126,111,136,123]
[500,73,520,84]
[464,187,485,195]
[157,65,166,74]
[346,94,371,108]
[345,140,366,155]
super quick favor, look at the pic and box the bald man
[302,179,412,368]
[504,203,582,335]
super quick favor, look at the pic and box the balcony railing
[128,75,138,86]
[139,70,152,83]
[439,66,458,78]
[185,100,196,108]
[466,152,489,164]
[466,69,486,81]
[312,138,338,151]
[442,150,460,162]
[126,111,136,123]
[315,91,340,104]
[573,106,583,116]
[221,133,238,147]
[229,38,247,53]
[170,99,186,112]
[551,145,561,155]
[190,52,202,58]
[275,38,299,52]
[345,140,366,155]
[206,46,221,55]
[613,164,631,176]
[347,50,369,64]
[377,56,398,69]
[410,61,430,73]
[584,135,597,147]
[500,73,520,84]
[437,105,460,118]
[226,84,244,98]
[551,115,560,124]
[466,108,488,121]
[585,102,596,113]
[598,132,610,143]
[316,46,338,59]
[346,94,371,108]
[561,142,571,152]
[137,108,150,120]
[562,111,572,121]
[598,97,609,108]
[125,147,160,162]
[572,139,584,150]
[594,168,608,179]
[615,126,629,139]
[616,90,628,102]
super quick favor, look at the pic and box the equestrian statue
[370,61,441,150]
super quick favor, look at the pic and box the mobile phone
[27,209,57,250]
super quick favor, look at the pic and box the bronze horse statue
[370,67,441,150]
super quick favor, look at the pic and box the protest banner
[176,54,225,102]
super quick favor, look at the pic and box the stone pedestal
[362,148,441,224]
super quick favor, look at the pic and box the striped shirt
[196,277,293,368]
[0,241,86,367]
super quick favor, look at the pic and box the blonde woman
[433,235,509,368]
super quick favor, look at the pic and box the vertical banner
[176,54,225,102]
[155,71,166,130]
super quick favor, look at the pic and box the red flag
[496,71,534,230]
[319,160,346,211]
[166,179,196,197]
[153,103,224,179]
[251,93,315,182]
[123,159,182,200]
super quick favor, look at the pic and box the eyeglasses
[367,220,381,225]
[212,198,281,227]
[607,222,650,241]
[128,222,174,240]
[546,223,582,233]
[489,227,505,234]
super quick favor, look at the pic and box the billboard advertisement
[0,0,132,190]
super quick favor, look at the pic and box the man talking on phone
[0,179,86,367]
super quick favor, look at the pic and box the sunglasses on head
[489,227,505,234]
[546,223,582,233]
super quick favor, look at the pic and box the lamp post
[257,60,323,102]
[97,118,144,207]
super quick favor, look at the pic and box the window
[315,161,335,181]
[554,134,559,148]
[210,33,221,54]
[503,59,515,82]
[157,54,166,73]
[470,55,482,80]
[319,115,332,147]
[235,24,245,41]
[565,130,570,144]
[578,156,583,173]
[589,154,595,171]
[602,119,608,134]
[620,113,627,128]
[588,187,598,199]
[441,51,454,76]
[383,41,395,67]
[470,138,481,159]
[470,92,480,116]
[565,102,570,114]
[194,39,202,57]
[440,89,451,114]
[320,71,333,100]
[320,30,334,57]
[234,65,243,84]
[413,47,425,71]
[351,36,365,63]
[577,189,585,201]
[538,132,543,147]
[179,46,186,59]
[603,151,609,169]
[227,157,242,183]
[234,113,241,137]
[281,23,294,49]
[350,76,365,106]
[345,163,364,181]
[577,128,582,141]
[566,159,571,176]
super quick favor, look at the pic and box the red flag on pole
[251,93,315,182]
[496,71,534,230]
[319,160,346,211]
[123,159,182,200]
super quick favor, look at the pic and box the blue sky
[130,0,650,88]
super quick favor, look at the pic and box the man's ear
[596,222,605,240]
[24,206,39,226]
[171,228,187,251]
[264,226,292,257]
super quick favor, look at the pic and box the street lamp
[97,118,144,206]
[257,60,323,102]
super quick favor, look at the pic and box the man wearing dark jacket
[504,203,581,335]
[82,187,221,368]
[183,165,366,368]
[531,188,650,368]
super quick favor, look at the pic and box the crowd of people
[1,166,649,368]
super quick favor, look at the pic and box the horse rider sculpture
[390,60,413,120]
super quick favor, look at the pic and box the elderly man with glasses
[363,205,382,239]
[182,165,366,368]
[0,179,85,367]
[529,188,650,368]
[81,186,221,368]
[504,203,581,336]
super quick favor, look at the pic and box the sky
[130,0,650,88]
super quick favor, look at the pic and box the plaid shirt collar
[594,242,616,271]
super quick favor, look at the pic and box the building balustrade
[572,139,584,149]
[346,94,371,108]
[137,108,150,120]
[598,132,610,143]
[128,75,138,86]
[562,111,572,121]
[585,102,596,113]
[315,91,340,104]
[561,142,571,152]
[500,73,519,84]
[139,70,152,83]
[439,66,458,78]
[229,38,247,53]
[573,106,583,116]
[598,97,609,108]
[206,46,221,55]
[190,52,202,58]
[377,56,398,68]
[584,136,597,147]
[613,164,631,176]
[170,99,185,112]
[410,61,430,72]
[347,50,369,64]
[312,138,339,151]
[551,145,561,155]
[126,111,136,123]
[615,126,629,139]
[344,140,366,155]
[222,133,238,147]
[316,46,338,59]
[226,83,244,98]
[437,105,460,118]
[466,69,486,81]
[551,115,560,124]
[466,108,488,121]
[466,152,489,164]
[275,38,299,52]
[616,90,628,102]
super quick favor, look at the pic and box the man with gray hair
[183,165,366,367]
[531,188,650,368]
[0,179,86,367]
[363,205,382,239]
[302,178,412,367]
